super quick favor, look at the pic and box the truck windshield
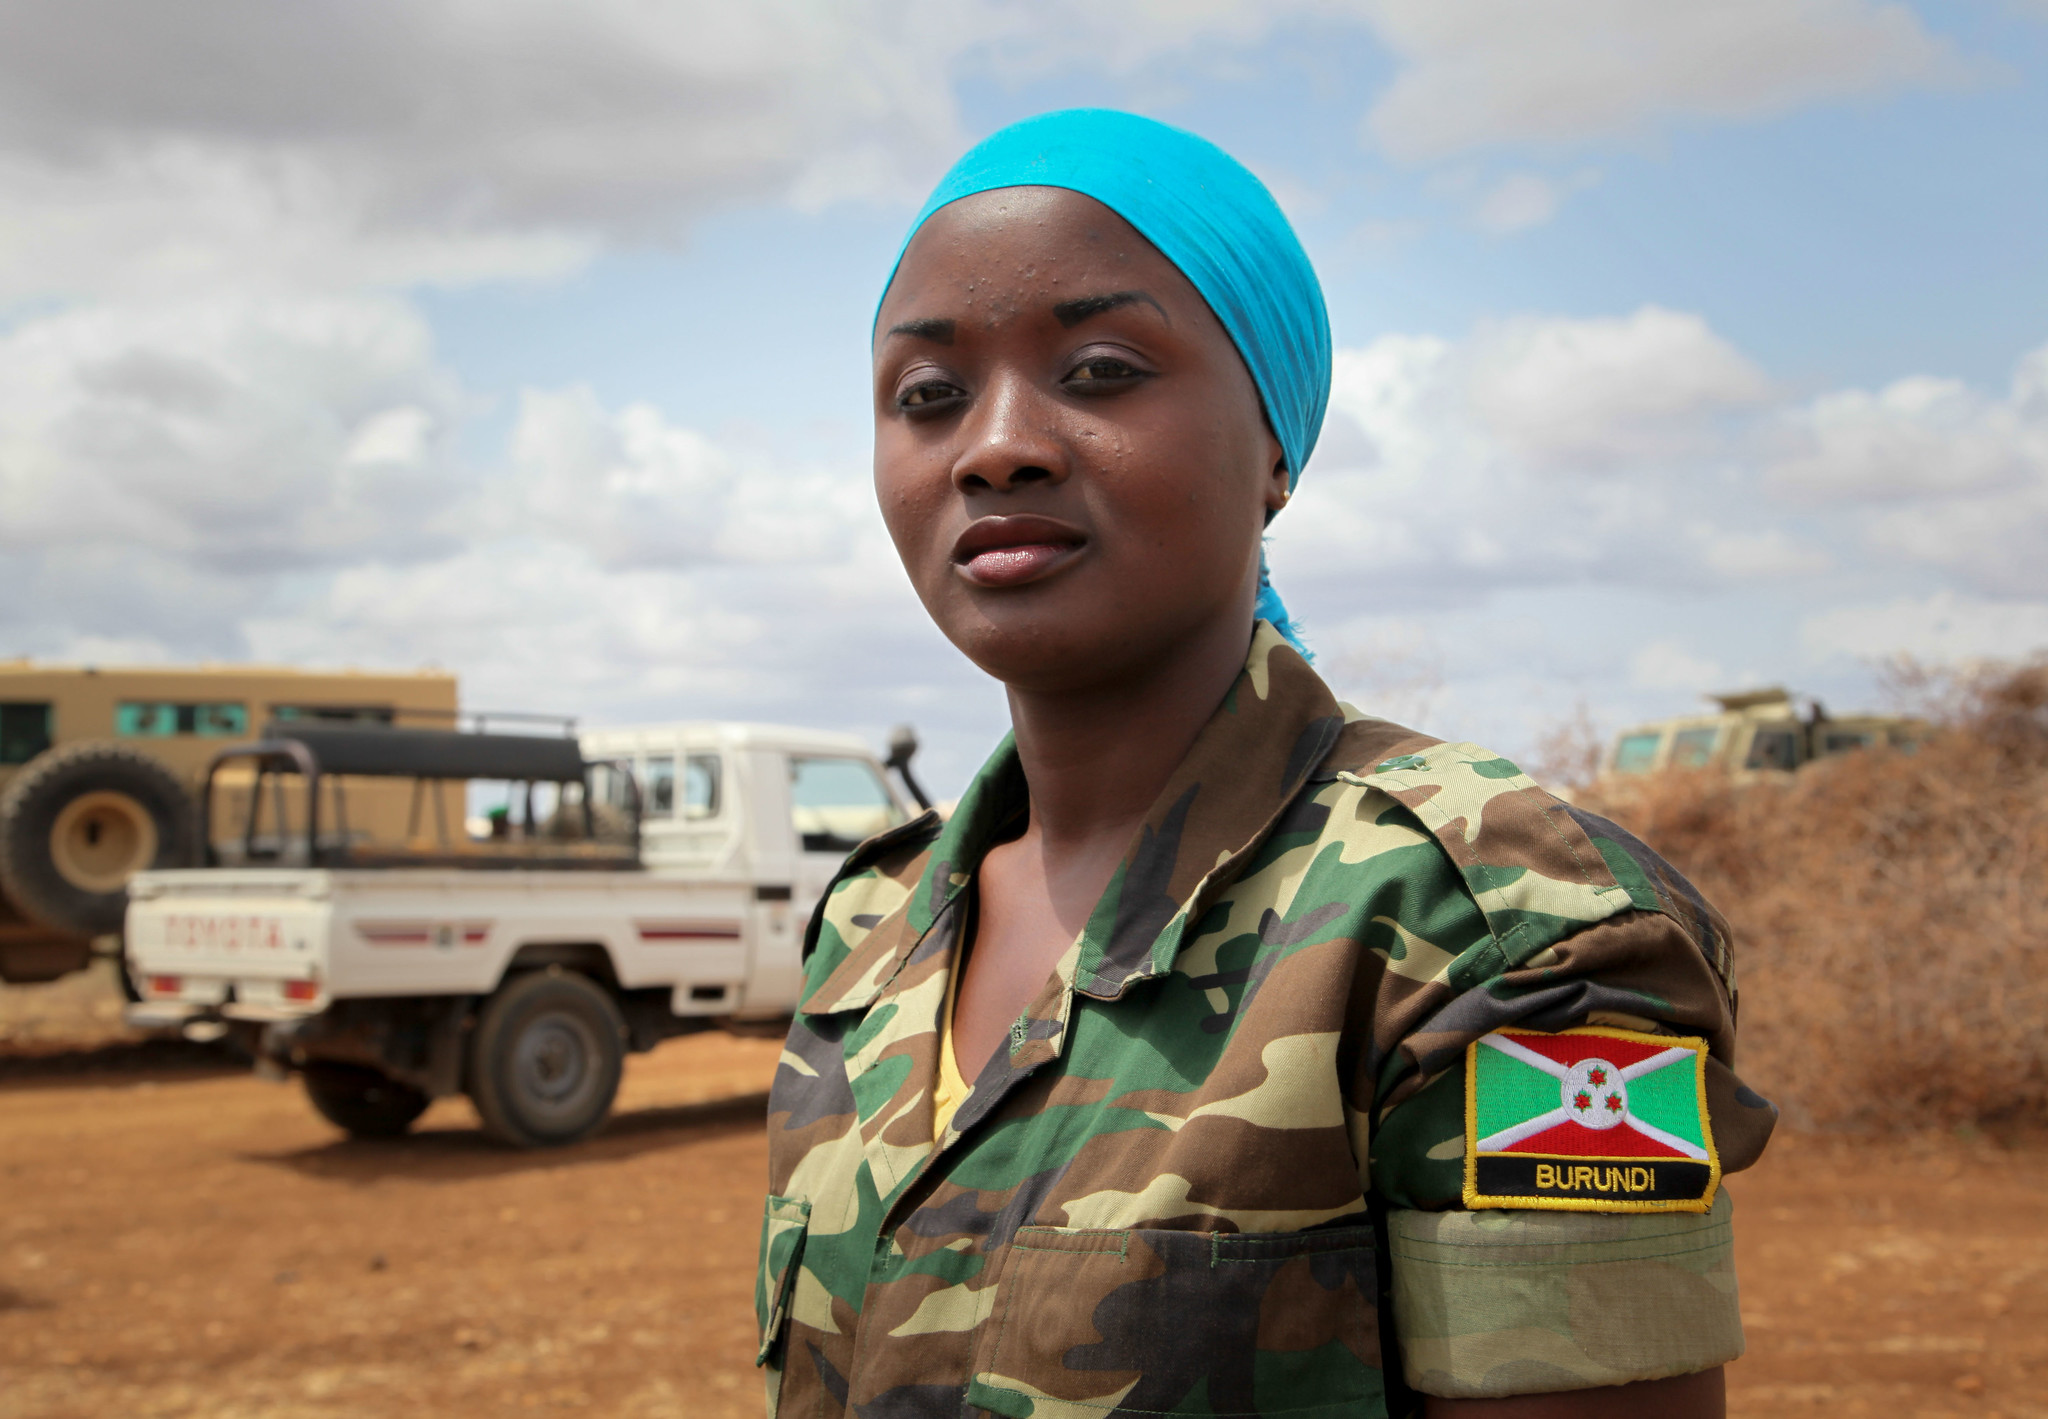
[791,757,901,854]
[1611,732,1662,774]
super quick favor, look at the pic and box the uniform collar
[803,622,1344,1015]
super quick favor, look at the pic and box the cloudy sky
[3,0,2046,793]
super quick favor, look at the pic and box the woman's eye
[898,378,965,412]
[1063,356,1148,390]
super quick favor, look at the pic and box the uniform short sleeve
[1348,771,1776,1399]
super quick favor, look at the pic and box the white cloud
[0,0,1000,299]
[1771,374,2044,499]
[1471,169,1599,233]
[0,294,466,570]
[1768,341,2048,595]
[1277,307,1790,601]
[505,388,736,569]
[1697,527,1833,579]
[1802,591,2048,664]
[1359,0,1972,161]
[0,0,1985,304]
[1467,306,1769,466]
[0,0,1365,303]
[1630,639,1726,692]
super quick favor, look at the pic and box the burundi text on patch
[1463,1024,1720,1214]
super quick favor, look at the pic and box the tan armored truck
[0,663,456,984]
[1601,687,1926,785]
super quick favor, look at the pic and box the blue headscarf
[879,108,1330,657]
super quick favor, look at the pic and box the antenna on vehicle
[884,725,933,811]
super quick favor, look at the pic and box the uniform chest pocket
[966,1223,1383,1419]
[755,1194,811,1367]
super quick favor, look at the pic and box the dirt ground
[0,997,2043,1418]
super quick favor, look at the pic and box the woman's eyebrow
[885,317,955,344]
[1053,290,1168,328]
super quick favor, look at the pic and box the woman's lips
[951,515,1087,588]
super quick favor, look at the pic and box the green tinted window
[272,704,395,725]
[1611,732,1662,774]
[1670,727,1719,767]
[0,702,52,765]
[116,701,249,737]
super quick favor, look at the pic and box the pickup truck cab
[123,718,926,1146]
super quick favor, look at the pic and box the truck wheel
[0,744,194,937]
[466,969,626,1148]
[303,1062,432,1138]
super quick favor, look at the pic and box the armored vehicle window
[117,701,248,737]
[1670,727,1719,767]
[1745,727,1801,771]
[273,703,396,726]
[1612,732,1662,774]
[644,756,677,816]
[790,756,902,854]
[1819,729,1877,755]
[683,755,721,820]
[0,702,52,765]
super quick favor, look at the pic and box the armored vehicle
[1601,687,1926,784]
[0,663,456,984]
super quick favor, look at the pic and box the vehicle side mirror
[883,725,932,811]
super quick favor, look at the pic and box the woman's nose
[950,374,1069,493]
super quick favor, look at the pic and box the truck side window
[1669,727,1719,768]
[273,703,397,726]
[790,757,902,854]
[683,755,720,820]
[588,762,635,810]
[1611,732,1662,774]
[0,702,53,765]
[645,756,677,816]
[1745,728,1801,771]
[116,701,249,737]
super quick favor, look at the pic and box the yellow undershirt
[932,957,970,1141]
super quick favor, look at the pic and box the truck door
[740,751,910,1017]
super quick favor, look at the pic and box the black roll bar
[202,740,325,868]
[199,742,645,868]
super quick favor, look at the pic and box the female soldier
[759,109,1775,1419]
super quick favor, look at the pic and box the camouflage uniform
[761,624,1776,1417]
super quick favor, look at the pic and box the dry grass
[1576,661,2048,1130]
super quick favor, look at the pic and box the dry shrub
[1525,699,1604,792]
[1580,659,2048,1130]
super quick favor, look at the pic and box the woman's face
[874,186,1287,693]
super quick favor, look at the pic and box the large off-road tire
[466,968,626,1148]
[303,1062,432,1138]
[0,744,195,937]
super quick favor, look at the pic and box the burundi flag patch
[1463,1025,1720,1214]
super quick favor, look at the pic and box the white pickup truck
[123,718,929,1147]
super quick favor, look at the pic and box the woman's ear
[1264,450,1291,513]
